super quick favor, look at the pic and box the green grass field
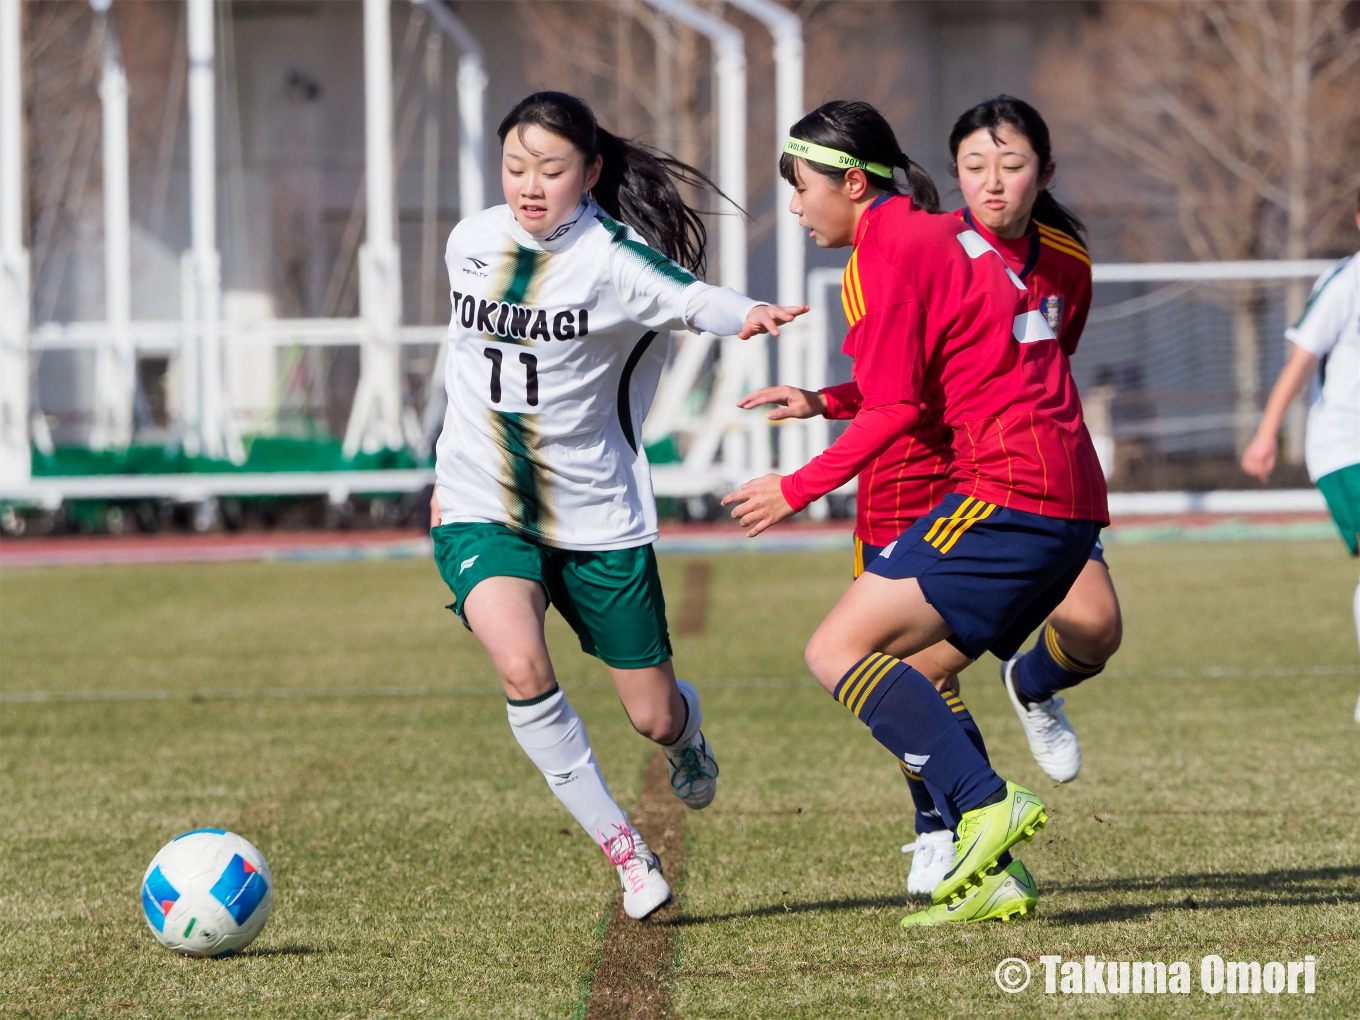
[3,540,1359,1018]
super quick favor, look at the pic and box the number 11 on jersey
[484,347,539,409]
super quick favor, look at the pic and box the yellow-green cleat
[901,859,1038,926]
[932,781,1047,905]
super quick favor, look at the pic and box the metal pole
[94,0,133,450]
[186,0,223,459]
[724,0,805,469]
[419,29,441,326]
[410,0,485,220]
[344,0,405,458]
[410,0,487,452]
[455,51,486,219]
[0,0,30,486]
[641,0,761,475]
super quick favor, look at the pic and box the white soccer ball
[140,829,274,957]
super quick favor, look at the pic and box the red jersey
[820,208,1099,545]
[782,195,1107,524]
[959,209,1092,358]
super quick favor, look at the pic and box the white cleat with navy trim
[1002,656,1082,783]
[902,828,956,897]
[601,825,671,920]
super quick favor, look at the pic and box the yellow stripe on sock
[838,653,885,706]
[846,655,897,715]
[1045,625,1102,674]
[851,656,899,716]
[941,688,967,714]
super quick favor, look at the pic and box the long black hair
[497,91,722,275]
[948,95,1086,243]
[778,100,940,214]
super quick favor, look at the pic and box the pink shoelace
[598,824,645,893]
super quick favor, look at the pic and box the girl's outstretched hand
[721,473,794,538]
[738,303,809,340]
[738,385,827,421]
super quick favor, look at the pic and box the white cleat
[665,731,719,810]
[901,829,955,897]
[601,825,671,920]
[1002,656,1082,783]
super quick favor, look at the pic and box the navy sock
[835,653,1005,816]
[942,687,989,761]
[934,688,1011,864]
[902,688,991,833]
[1014,625,1106,705]
[899,762,949,834]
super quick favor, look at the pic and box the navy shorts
[862,493,1101,661]
[1088,536,1107,566]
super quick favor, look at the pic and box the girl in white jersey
[1243,194,1360,721]
[430,92,805,919]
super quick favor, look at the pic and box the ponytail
[1030,190,1087,247]
[894,151,942,215]
[780,100,940,214]
[497,91,725,274]
[948,95,1087,244]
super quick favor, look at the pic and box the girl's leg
[606,659,686,744]
[899,641,984,836]
[1011,559,1121,706]
[805,573,1006,817]
[606,659,717,808]
[805,573,953,691]
[463,576,635,844]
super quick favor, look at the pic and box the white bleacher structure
[0,0,1331,520]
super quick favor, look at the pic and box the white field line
[2,666,1354,705]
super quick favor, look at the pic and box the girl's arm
[1241,343,1319,481]
[780,401,921,511]
[735,380,862,421]
[721,401,921,537]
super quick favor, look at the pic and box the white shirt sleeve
[1286,260,1355,359]
[606,222,762,336]
[681,282,762,336]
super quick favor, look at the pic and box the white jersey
[1286,253,1360,481]
[434,202,758,550]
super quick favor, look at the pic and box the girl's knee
[805,629,852,693]
[627,705,680,744]
[496,652,554,701]
[1052,606,1122,663]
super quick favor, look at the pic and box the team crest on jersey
[1040,295,1064,331]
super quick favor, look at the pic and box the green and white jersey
[435,201,759,550]
[1287,252,1360,481]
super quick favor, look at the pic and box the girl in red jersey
[949,98,1122,776]
[724,101,1108,925]
[747,98,1124,899]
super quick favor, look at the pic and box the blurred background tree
[1036,0,1360,454]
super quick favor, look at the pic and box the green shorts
[1317,463,1360,557]
[431,522,673,669]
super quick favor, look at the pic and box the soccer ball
[140,829,273,957]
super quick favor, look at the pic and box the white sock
[662,679,703,760]
[506,687,634,849]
